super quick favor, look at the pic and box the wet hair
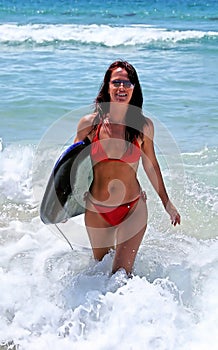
[93,60,146,142]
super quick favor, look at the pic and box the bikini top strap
[92,123,102,142]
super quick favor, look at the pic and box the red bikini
[86,123,146,226]
[90,123,141,164]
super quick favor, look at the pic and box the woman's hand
[165,200,181,226]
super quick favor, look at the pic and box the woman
[74,60,180,275]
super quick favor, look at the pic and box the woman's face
[108,68,134,104]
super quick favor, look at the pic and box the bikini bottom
[87,191,147,226]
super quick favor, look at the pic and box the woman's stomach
[90,161,141,205]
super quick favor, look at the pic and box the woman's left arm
[141,118,181,226]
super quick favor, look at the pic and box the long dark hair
[93,60,146,142]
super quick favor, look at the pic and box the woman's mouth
[116,93,127,99]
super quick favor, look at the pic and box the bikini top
[90,123,141,164]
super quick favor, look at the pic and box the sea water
[0,0,218,349]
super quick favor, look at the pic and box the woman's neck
[109,102,128,124]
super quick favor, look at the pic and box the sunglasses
[110,80,135,89]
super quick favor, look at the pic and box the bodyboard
[40,137,93,224]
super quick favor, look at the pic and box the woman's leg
[85,206,116,261]
[112,197,148,275]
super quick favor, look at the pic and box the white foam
[0,216,217,349]
[0,144,34,205]
[0,138,3,152]
[0,23,217,47]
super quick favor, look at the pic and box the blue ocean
[0,1,217,349]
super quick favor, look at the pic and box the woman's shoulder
[79,112,97,126]
[142,116,154,139]
[75,112,98,142]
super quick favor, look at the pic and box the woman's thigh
[116,196,148,245]
[85,205,116,260]
[112,198,148,273]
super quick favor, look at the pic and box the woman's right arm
[74,114,96,143]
